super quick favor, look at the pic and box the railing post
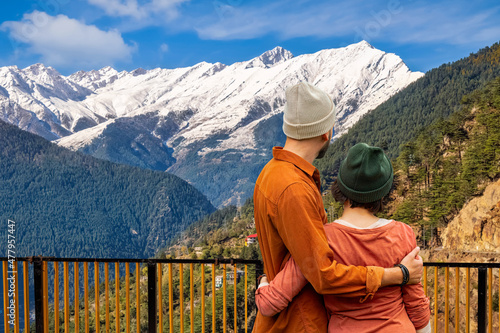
[33,258,44,333]
[477,267,487,333]
[148,262,157,333]
[255,261,264,289]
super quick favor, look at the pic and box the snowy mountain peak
[69,66,120,90]
[246,46,294,69]
[100,66,115,72]
[23,63,62,80]
[19,63,89,101]
[355,40,375,49]
[259,46,293,65]
[131,68,147,76]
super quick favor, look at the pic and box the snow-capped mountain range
[0,41,423,207]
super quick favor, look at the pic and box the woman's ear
[344,199,351,208]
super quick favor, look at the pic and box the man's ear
[321,133,329,142]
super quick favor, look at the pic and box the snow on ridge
[1,42,422,158]
[56,118,115,150]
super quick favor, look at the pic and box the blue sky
[0,0,499,75]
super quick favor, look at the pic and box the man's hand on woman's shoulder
[401,247,423,285]
[381,247,423,287]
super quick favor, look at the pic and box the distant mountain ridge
[0,41,423,206]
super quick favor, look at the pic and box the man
[253,82,423,332]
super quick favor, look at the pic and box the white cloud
[160,43,169,53]
[387,3,500,46]
[191,0,500,49]
[88,0,188,21]
[1,11,135,70]
[88,0,145,19]
[194,1,365,40]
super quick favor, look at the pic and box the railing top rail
[0,256,262,265]
[424,262,500,268]
[1,257,499,267]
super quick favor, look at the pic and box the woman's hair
[331,180,383,214]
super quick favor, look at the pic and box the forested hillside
[0,120,215,258]
[390,77,500,242]
[317,41,500,185]
[163,198,260,261]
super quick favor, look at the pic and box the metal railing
[1,257,263,333]
[1,258,499,332]
[423,262,500,333]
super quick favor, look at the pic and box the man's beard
[316,139,330,159]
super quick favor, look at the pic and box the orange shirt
[252,147,385,333]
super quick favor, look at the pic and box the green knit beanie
[337,143,393,203]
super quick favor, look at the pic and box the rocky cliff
[441,179,500,252]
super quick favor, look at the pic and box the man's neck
[282,138,319,164]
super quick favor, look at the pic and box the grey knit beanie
[283,82,335,140]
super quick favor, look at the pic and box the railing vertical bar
[445,267,449,332]
[212,263,216,333]
[105,263,109,333]
[478,267,487,333]
[147,262,157,333]
[466,267,470,333]
[190,263,194,333]
[158,263,163,333]
[2,261,8,333]
[74,262,79,333]
[223,263,227,333]
[424,266,428,296]
[84,262,89,333]
[13,261,19,333]
[179,263,183,333]
[126,262,130,333]
[54,262,60,332]
[12,260,19,333]
[43,261,48,333]
[64,262,69,333]
[95,262,100,333]
[434,266,438,333]
[168,263,173,333]
[455,267,459,333]
[487,268,492,333]
[2,260,8,333]
[201,264,205,333]
[136,262,140,333]
[34,259,44,333]
[245,264,248,333]
[115,262,120,332]
[256,261,264,291]
[234,264,237,333]
[23,261,29,333]
[115,262,120,333]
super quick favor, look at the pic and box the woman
[255,143,431,333]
